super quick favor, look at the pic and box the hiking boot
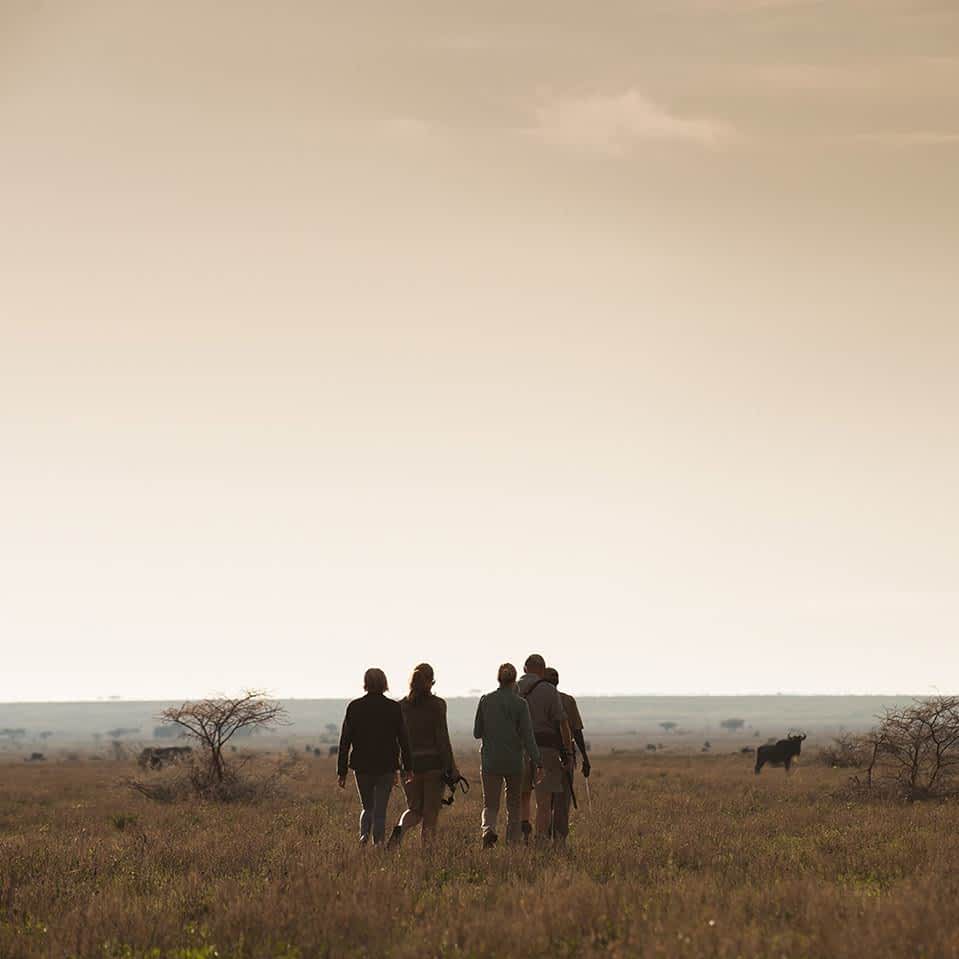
[386,825,403,849]
[482,831,498,849]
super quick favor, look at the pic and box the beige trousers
[399,769,444,841]
[481,771,523,843]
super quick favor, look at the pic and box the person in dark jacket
[388,663,458,846]
[337,668,412,845]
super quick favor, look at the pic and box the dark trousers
[354,772,394,844]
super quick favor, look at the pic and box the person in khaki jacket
[517,654,573,844]
[388,663,458,846]
[543,667,591,843]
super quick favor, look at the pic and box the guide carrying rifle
[543,667,592,837]
[560,746,578,811]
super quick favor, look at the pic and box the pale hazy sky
[2,1,957,701]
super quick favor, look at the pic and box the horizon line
[0,691,942,707]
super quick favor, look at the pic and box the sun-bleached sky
[2,0,957,702]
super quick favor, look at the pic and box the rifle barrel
[566,767,578,810]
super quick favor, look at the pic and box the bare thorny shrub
[128,691,290,802]
[818,732,869,769]
[841,696,959,800]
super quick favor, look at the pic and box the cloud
[531,89,732,154]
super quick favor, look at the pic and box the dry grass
[2,753,959,958]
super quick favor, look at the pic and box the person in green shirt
[473,663,542,847]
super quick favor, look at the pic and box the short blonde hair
[364,668,389,694]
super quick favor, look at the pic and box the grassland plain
[1,754,958,959]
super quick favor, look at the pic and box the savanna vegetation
[3,749,959,959]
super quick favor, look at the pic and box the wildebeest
[754,733,806,774]
[137,746,193,770]
[328,745,339,758]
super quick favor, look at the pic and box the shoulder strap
[521,679,543,699]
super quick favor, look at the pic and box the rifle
[561,750,578,810]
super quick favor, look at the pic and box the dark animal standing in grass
[754,734,806,774]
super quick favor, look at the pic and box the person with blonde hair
[388,663,458,846]
[337,668,412,846]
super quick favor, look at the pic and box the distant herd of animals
[26,735,808,774]
[135,744,339,769]
[130,734,811,776]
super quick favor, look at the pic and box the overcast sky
[2,0,957,702]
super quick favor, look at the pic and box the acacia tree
[873,697,959,798]
[160,691,287,784]
[844,697,959,799]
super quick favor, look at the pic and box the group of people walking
[336,654,591,848]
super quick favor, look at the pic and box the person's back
[517,672,566,748]
[401,693,454,773]
[337,668,412,846]
[517,654,572,844]
[340,692,406,775]
[476,685,535,777]
[389,664,458,846]
[473,663,541,847]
